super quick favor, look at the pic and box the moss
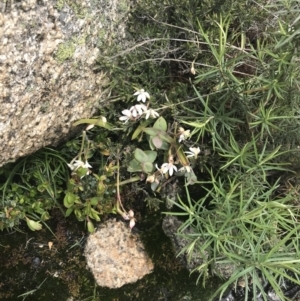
[55,0,65,11]
[55,0,87,19]
[55,41,76,64]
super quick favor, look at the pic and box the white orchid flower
[130,104,147,117]
[83,161,92,169]
[119,109,133,123]
[185,147,201,158]
[133,89,150,103]
[145,108,159,119]
[178,127,191,143]
[128,210,136,230]
[68,159,91,171]
[68,160,92,178]
[67,163,75,171]
[160,162,178,176]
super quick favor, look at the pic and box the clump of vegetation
[0,148,69,231]
[1,0,300,300]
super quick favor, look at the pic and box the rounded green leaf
[152,136,162,148]
[26,218,42,231]
[63,192,77,208]
[90,208,101,221]
[90,197,100,206]
[65,207,74,217]
[144,150,157,163]
[159,132,173,143]
[144,128,160,136]
[159,140,169,150]
[142,162,154,173]
[127,158,143,172]
[151,181,159,191]
[153,117,167,131]
[134,148,149,162]
[87,219,95,233]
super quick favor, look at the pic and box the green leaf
[26,217,43,231]
[131,119,153,140]
[181,116,214,128]
[142,162,154,173]
[159,140,170,150]
[127,158,143,172]
[148,135,156,150]
[134,148,149,162]
[37,184,46,192]
[63,192,77,208]
[185,170,198,185]
[74,209,84,221]
[90,208,101,221]
[90,197,100,206]
[152,136,162,148]
[159,132,173,143]
[65,207,74,217]
[151,181,159,191]
[144,127,173,144]
[87,219,95,233]
[144,128,160,136]
[77,167,89,178]
[153,116,167,131]
[144,150,157,163]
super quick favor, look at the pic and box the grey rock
[0,0,129,166]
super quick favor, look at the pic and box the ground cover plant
[1,0,300,300]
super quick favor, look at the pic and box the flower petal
[129,218,135,230]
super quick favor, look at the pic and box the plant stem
[116,149,127,216]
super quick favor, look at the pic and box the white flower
[68,159,89,171]
[84,161,92,168]
[68,160,92,178]
[129,219,135,230]
[178,127,191,143]
[128,210,135,230]
[160,162,178,176]
[100,116,107,124]
[133,89,150,103]
[130,104,147,117]
[185,147,201,158]
[119,109,133,123]
[86,124,95,131]
[67,163,75,170]
[145,108,159,119]
[74,160,92,170]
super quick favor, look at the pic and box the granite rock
[0,0,129,166]
[84,219,154,288]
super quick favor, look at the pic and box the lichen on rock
[84,219,154,288]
